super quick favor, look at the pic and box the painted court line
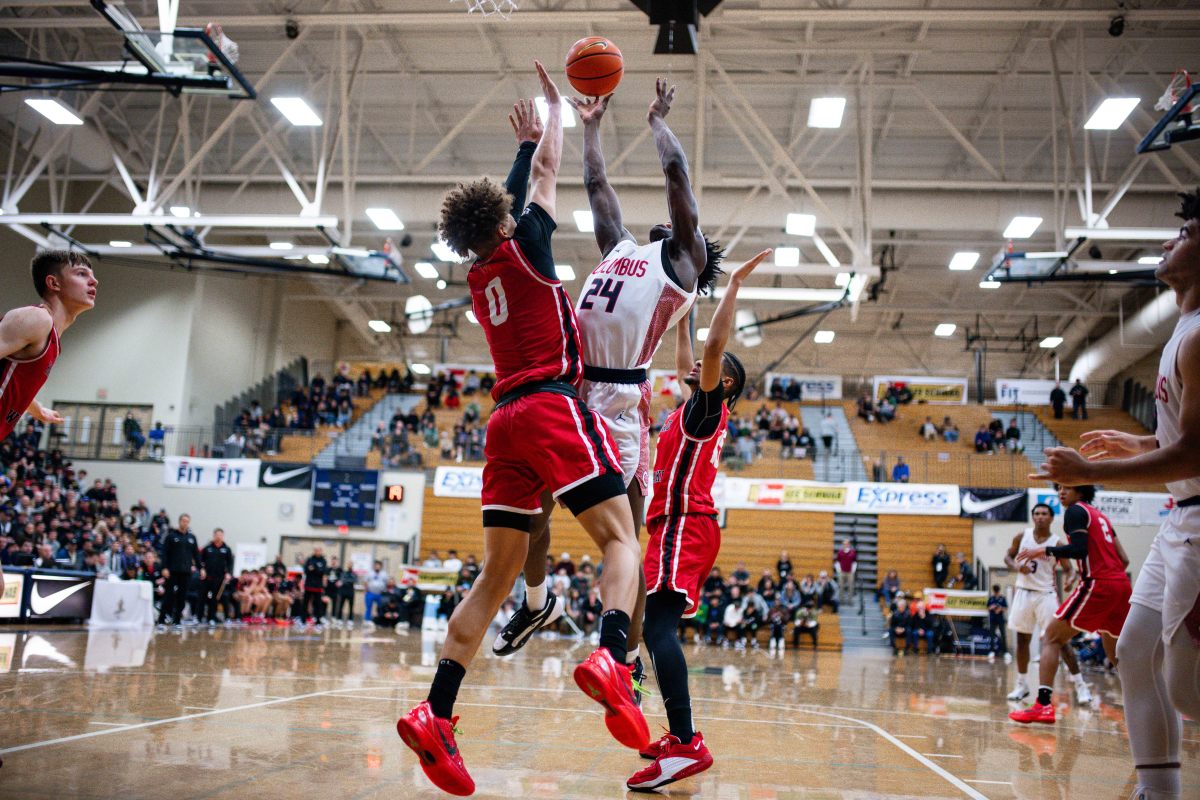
[87,722,126,727]
[968,779,1014,786]
[922,753,964,758]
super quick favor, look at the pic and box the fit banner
[923,588,989,617]
[959,487,1028,521]
[163,457,260,490]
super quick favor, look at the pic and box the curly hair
[438,178,513,258]
[1178,187,1200,222]
[696,236,726,296]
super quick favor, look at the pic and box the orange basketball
[565,36,624,97]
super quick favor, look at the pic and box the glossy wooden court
[0,625,1196,799]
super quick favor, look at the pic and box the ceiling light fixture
[948,251,980,271]
[555,264,576,281]
[364,207,404,230]
[270,96,323,126]
[814,330,836,344]
[367,319,392,333]
[1040,336,1064,348]
[807,97,846,128]
[934,323,957,337]
[573,210,594,232]
[785,213,816,236]
[774,246,801,267]
[1003,216,1043,239]
[413,261,440,279]
[1084,98,1139,130]
[535,96,576,128]
[25,98,83,126]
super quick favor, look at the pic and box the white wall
[974,519,1159,585]
[76,459,426,559]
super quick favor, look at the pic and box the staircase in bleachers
[799,405,868,482]
[832,514,889,649]
[1028,405,1164,492]
[314,394,422,468]
[990,409,1059,475]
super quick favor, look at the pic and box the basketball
[565,36,623,97]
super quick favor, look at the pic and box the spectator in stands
[932,544,951,587]
[779,425,797,459]
[554,552,576,577]
[767,601,788,651]
[704,567,727,609]
[798,573,817,606]
[919,416,938,441]
[422,550,442,568]
[871,458,885,482]
[147,422,166,459]
[941,416,959,443]
[973,424,991,453]
[374,579,403,629]
[776,551,793,581]
[769,376,784,399]
[785,378,801,402]
[814,571,839,613]
[719,585,744,646]
[737,586,769,649]
[479,373,495,394]
[731,561,750,587]
[856,392,875,422]
[819,413,836,451]
[891,456,910,483]
[793,601,820,650]
[757,573,778,604]
[578,587,603,635]
[1070,379,1089,419]
[768,402,787,440]
[834,539,857,601]
[988,417,1006,451]
[987,584,1008,660]
[889,597,912,655]
[1005,418,1023,453]
[876,570,902,609]
[907,600,936,654]
[950,552,977,590]
[122,413,144,459]
[779,578,801,616]
[877,396,896,423]
[1050,381,1067,419]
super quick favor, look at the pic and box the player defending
[1009,484,1131,725]
[493,80,723,678]
[397,63,648,797]
[1004,502,1093,706]
[0,249,98,596]
[1035,188,1200,800]
[626,249,768,791]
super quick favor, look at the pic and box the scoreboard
[309,468,380,528]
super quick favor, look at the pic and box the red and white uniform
[644,388,728,616]
[575,239,695,492]
[1055,502,1132,636]
[1131,307,1200,645]
[0,311,58,439]
[469,204,623,517]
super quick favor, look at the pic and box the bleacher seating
[875,514,973,596]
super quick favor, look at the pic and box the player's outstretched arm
[504,98,541,214]
[569,95,632,255]
[1003,533,1028,574]
[1078,429,1157,460]
[528,61,563,222]
[648,78,705,291]
[697,250,771,392]
[1032,331,1200,486]
[674,311,695,403]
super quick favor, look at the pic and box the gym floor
[0,625,1196,799]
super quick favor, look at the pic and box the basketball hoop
[452,0,519,19]
[1157,69,1192,114]
[204,22,240,65]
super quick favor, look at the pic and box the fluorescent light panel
[1138,255,1164,265]
[786,213,816,236]
[814,330,836,344]
[834,272,851,288]
[774,246,801,267]
[413,261,440,279]
[169,206,191,218]
[573,210,594,232]
[555,264,575,281]
[934,323,957,337]
[1040,336,1064,348]
[25,98,83,126]
[410,362,431,375]
[1065,227,1179,241]
[534,97,576,128]
[271,97,322,126]
[1084,97,1139,130]
[364,207,404,230]
[269,241,293,250]
[307,254,329,265]
[807,97,846,128]
[948,251,980,271]
[1003,216,1043,239]
[109,240,132,248]
[464,310,478,324]
[431,238,460,262]
[713,286,844,302]
[979,280,1002,289]
[367,319,391,333]
[696,327,709,342]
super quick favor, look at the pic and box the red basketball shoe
[640,729,673,760]
[627,732,713,791]
[1009,702,1056,725]
[573,647,650,749]
[397,701,475,796]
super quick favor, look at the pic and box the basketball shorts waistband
[582,365,648,384]
[494,380,578,409]
[1178,495,1200,508]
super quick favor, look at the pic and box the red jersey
[0,313,58,439]
[1069,502,1126,581]
[648,387,729,521]
[468,205,583,401]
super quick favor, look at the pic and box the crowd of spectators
[874,544,988,656]
[973,417,1023,454]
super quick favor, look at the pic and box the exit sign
[384,485,405,503]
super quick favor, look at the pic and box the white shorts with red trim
[580,378,652,495]
[1129,506,1200,647]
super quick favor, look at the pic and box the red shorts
[644,513,721,618]
[481,390,624,526]
[1056,577,1132,637]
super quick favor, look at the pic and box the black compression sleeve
[681,385,726,439]
[512,203,557,280]
[505,141,536,214]
[1046,506,1090,559]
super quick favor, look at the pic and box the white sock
[1071,672,1085,685]
[1016,671,1028,686]
[525,581,547,611]
[625,645,640,665]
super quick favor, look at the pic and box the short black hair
[1177,187,1200,222]
[992,584,1001,593]
[1032,502,1055,517]
[1055,483,1097,503]
[722,351,746,410]
[696,236,726,296]
[31,250,90,299]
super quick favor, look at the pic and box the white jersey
[1156,308,1200,501]
[1014,527,1061,593]
[574,238,695,371]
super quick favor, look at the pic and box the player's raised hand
[1029,446,1093,485]
[1079,429,1145,460]
[509,99,543,144]
[534,60,561,106]
[648,77,675,122]
[729,249,772,287]
[568,94,611,126]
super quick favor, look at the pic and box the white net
[1156,69,1191,112]
[452,0,519,18]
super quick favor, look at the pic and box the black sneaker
[631,656,647,708]
[492,593,563,656]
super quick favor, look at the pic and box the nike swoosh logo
[262,466,310,486]
[29,578,90,615]
[961,493,1025,514]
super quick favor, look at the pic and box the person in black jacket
[1069,379,1089,420]
[1049,382,1067,420]
[159,514,200,626]
[332,560,357,627]
[199,528,235,625]
[303,547,329,622]
[931,544,951,588]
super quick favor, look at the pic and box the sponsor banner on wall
[258,462,313,490]
[1026,488,1176,527]
[433,466,484,499]
[0,571,23,619]
[994,378,1059,406]
[164,457,260,490]
[960,487,1028,520]
[722,478,960,515]
[1138,494,1178,525]
[28,573,94,619]
[873,375,968,405]
[399,565,460,592]
[923,588,989,617]
[764,373,843,401]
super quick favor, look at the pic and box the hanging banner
[0,571,23,619]
[258,462,314,490]
[433,466,484,499]
[994,378,1060,406]
[1026,489,1176,527]
[764,373,843,401]
[1138,494,1178,525]
[923,588,989,617]
[873,375,968,405]
[959,487,1028,520]
[163,457,260,490]
[722,478,960,516]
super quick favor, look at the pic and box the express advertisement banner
[873,375,968,405]
[959,487,1028,520]
[923,588,989,617]
[722,478,961,516]
[163,457,261,490]
[432,466,484,498]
